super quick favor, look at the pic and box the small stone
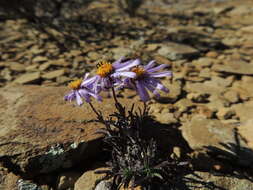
[49,59,70,67]
[94,181,111,190]
[154,112,177,124]
[42,69,65,79]
[216,107,235,120]
[206,51,218,58]
[199,68,211,79]
[33,56,48,63]
[13,72,40,84]
[8,62,26,72]
[57,171,81,190]
[195,105,214,119]
[145,43,160,51]
[171,146,181,159]
[74,167,107,190]
[39,62,51,71]
[153,55,172,67]
[174,98,194,113]
[240,25,253,34]
[223,90,239,104]
[87,52,101,61]
[193,57,214,68]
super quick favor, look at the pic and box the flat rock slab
[212,61,253,75]
[184,171,253,190]
[0,85,141,177]
[158,42,199,61]
[181,115,253,166]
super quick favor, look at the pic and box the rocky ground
[0,0,253,189]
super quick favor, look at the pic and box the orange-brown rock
[0,85,141,177]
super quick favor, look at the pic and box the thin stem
[143,102,147,116]
[111,86,119,104]
[88,102,100,118]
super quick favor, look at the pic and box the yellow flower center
[131,66,146,78]
[68,79,82,90]
[96,61,114,77]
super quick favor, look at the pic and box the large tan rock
[181,115,253,166]
[0,85,141,177]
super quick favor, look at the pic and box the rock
[48,59,70,67]
[112,47,132,60]
[155,80,181,103]
[223,90,239,104]
[87,52,101,61]
[94,181,111,190]
[145,43,160,51]
[154,112,177,124]
[206,51,218,58]
[238,120,253,150]
[0,171,19,190]
[33,56,48,63]
[212,60,253,75]
[206,95,229,112]
[42,69,65,79]
[13,72,40,84]
[0,85,142,176]
[57,171,81,190]
[216,107,235,120]
[174,98,194,113]
[39,63,51,71]
[74,167,107,190]
[195,105,214,119]
[153,55,172,67]
[9,62,26,72]
[183,171,253,190]
[17,179,42,190]
[181,115,253,166]
[193,57,214,68]
[233,101,253,122]
[158,42,199,61]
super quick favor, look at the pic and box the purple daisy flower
[83,58,140,93]
[122,59,172,102]
[64,73,102,106]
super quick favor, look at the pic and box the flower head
[64,74,102,106]
[122,60,172,102]
[84,58,140,93]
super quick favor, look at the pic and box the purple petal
[144,60,156,70]
[146,64,168,73]
[149,71,172,78]
[115,59,140,72]
[111,71,136,78]
[143,81,160,97]
[112,57,125,68]
[81,75,99,87]
[136,80,150,102]
[75,92,83,106]
[64,91,75,101]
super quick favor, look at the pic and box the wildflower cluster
[64,57,185,189]
[65,57,172,106]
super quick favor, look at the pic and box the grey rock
[212,60,253,75]
[158,42,199,61]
